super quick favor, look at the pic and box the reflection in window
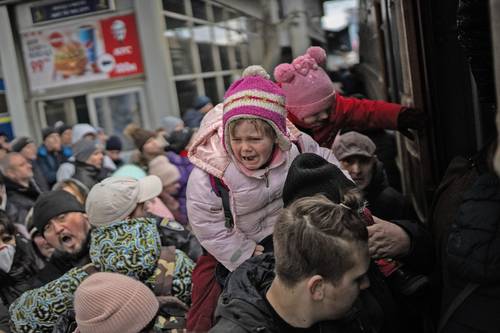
[94,92,142,150]
[198,43,214,72]
[213,26,229,45]
[203,77,219,104]
[191,0,207,20]
[193,23,211,43]
[219,46,230,70]
[166,17,193,75]
[163,0,185,15]
[176,80,197,115]
[223,75,233,90]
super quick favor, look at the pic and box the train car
[357,0,498,223]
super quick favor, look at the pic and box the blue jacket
[36,145,63,186]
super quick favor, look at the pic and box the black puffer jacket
[72,161,112,190]
[211,254,400,333]
[0,235,43,306]
[441,173,500,333]
[365,161,434,273]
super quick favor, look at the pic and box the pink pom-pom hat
[222,65,291,154]
[274,47,335,121]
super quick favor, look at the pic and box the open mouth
[60,234,73,245]
[241,156,256,162]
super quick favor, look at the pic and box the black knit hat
[282,153,355,207]
[42,127,58,141]
[31,190,85,236]
[10,136,34,152]
[106,135,122,151]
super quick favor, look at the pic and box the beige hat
[74,272,159,333]
[148,155,181,187]
[332,131,376,161]
[85,175,162,226]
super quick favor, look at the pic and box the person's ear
[307,275,325,301]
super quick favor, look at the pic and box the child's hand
[367,216,411,259]
[253,245,264,257]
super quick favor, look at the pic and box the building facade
[0,0,325,144]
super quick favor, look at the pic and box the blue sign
[31,0,113,24]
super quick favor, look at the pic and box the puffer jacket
[187,104,343,272]
[290,94,402,148]
[9,218,195,333]
[0,235,43,307]
[72,161,112,190]
[211,254,399,333]
[441,173,500,333]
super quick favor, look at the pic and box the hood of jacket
[71,124,97,144]
[188,103,302,179]
[89,217,161,281]
[214,254,279,331]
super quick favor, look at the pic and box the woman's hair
[228,118,276,140]
[274,193,368,287]
[52,178,90,204]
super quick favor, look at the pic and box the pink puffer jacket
[186,104,343,271]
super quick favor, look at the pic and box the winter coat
[155,215,202,262]
[4,177,41,225]
[31,160,50,192]
[211,253,400,333]
[166,151,193,225]
[440,173,500,333]
[187,104,343,271]
[365,161,433,273]
[9,218,194,333]
[292,94,402,148]
[57,155,116,182]
[31,249,90,288]
[0,235,43,306]
[37,145,64,186]
[183,108,204,128]
[72,161,112,190]
[0,302,10,333]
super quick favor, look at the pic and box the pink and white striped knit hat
[222,65,291,153]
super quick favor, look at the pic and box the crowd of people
[0,46,497,333]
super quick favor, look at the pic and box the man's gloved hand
[397,107,426,140]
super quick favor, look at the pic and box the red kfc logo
[49,32,64,48]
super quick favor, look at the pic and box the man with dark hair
[211,195,371,332]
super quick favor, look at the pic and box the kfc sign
[21,13,144,91]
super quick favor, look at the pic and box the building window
[163,0,255,114]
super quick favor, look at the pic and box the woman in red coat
[274,47,423,147]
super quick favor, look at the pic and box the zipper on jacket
[264,169,269,188]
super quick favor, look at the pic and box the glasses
[43,214,67,236]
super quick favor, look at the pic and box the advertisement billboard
[21,13,144,91]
